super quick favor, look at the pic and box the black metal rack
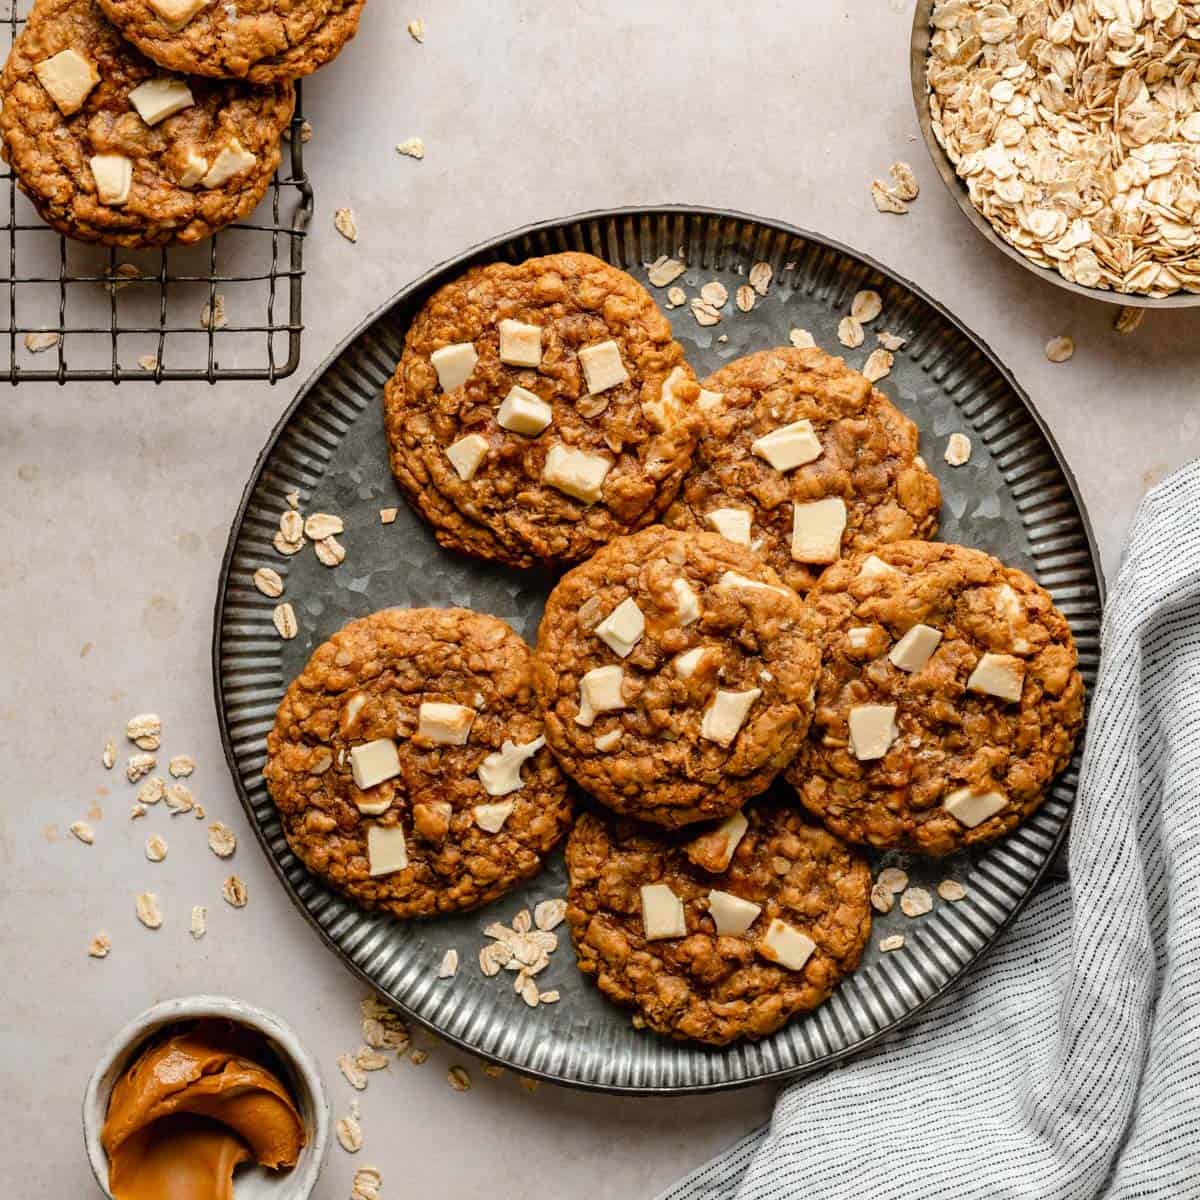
[2,1,312,384]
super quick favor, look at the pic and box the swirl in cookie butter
[101,1021,306,1200]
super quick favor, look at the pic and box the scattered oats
[279,509,304,543]
[304,513,343,540]
[338,1054,368,1091]
[102,739,116,770]
[273,602,298,640]
[877,867,908,894]
[107,263,140,289]
[337,1111,364,1153]
[334,207,358,243]
[889,161,919,201]
[539,990,560,1004]
[145,833,167,862]
[168,755,195,778]
[190,905,206,939]
[749,261,772,296]
[24,331,60,353]
[447,1065,471,1091]
[870,882,895,914]
[69,821,95,845]
[478,943,506,976]
[138,776,165,805]
[699,280,728,308]
[407,16,424,41]
[533,898,567,931]
[789,328,816,350]
[938,879,967,902]
[355,1046,389,1072]
[482,1063,503,1078]
[690,297,722,326]
[900,886,933,918]
[351,1166,382,1200]
[512,909,532,934]
[396,137,425,159]
[88,933,111,958]
[665,285,686,308]
[1114,307,1144,336]
[880,934,906,952]
[200,294,227,331]
[519,1077,539,1093]
[646,255,686,288]
[862,348,893,383]
[1045,336,1074,364]
[285,490,300,510]
[851,290,882,323]
[871,179,908,214]
[165,782,194,815]
[136,355,158,372]
[273,531,306,556]
[360,994,410,1051]
[877,330,906,351]
[517,974,540,1007]
[944,432,972,467]
[222,875,248,908]
[437,948,459,979]
[379,507,398,524]
[717,334,728,343]
[193,804,206,820]
[314,535,346,567]
[253,567,284,597]
[207,822,237,858]
[409,1048,428,1065]
[136,892,163,929]
[837,316,864,349]
[735,284,755,312]
[129,803,146,820]
[126,753,156,783]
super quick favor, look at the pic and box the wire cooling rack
[1,1,313,384]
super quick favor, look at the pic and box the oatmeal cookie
[383,252,703,568]
[0,0,293,247]
[534,526,821,828]
[95,0,365,83]
[665,346,942,592]
[565,798,872,1045]
[263,608,572,919]
[789,541,1084,855]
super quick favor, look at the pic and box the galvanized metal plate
[214,207,1102,1094]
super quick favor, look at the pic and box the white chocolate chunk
[715,571,790,598]
[473,801,516,833]
[34,49,98,116]
[944,787,1007,828]
[574,665,626,727]
[644,364,688,427]
[349,738,401,790]
[697,388,724,411]
[431,341,478,392]
[697,810,749,871]
[128,76,194,126]
[178,150,208,187]
[791,497,846,563]
[996,584,1032,653]
[477,736,544,796]
[497,385,552,436]
[367,824,409,876]
[858,554,898,579]
[708,890,762,936]
[90,155,133,206]
[497,319,542,368]
[201,139,256,188]
[578,339,629,394]
[751,419,823,472]
[640,883,686,941]
[418,701,475,745]
[705,508,752,546]
[445,432,489,481]
[758,918,816,972]
[848,704,898,761]
[542,443,611,504]
[149,0,208,29]
[847,626,873,650]
[594,597,645,658]
[594,729,622,751]
[673,647,709,679]
[701,688,762,747]
[967,653,1025,703]
[671,577,701,626]
[889,624,943,673]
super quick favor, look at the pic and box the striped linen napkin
[661,460,1200,1200]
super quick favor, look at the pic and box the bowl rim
[909,0,1200,310]
[81,994,329,1199]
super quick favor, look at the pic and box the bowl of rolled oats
[913,0,1200,305]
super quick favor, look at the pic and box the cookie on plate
[789,540,1084,855]
[665,346,941,593]
[383,252,704,568]
[534,525,821,828]
[263,607,572,919]
[565,798,872,1045]
[0,0,294,247]
[95,0,366,83]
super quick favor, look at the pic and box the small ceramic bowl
[82,995,329,1199]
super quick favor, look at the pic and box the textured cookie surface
[384,252,703,568]
[665,346,941,592]
[0,0,293,247]
[264,608,572,919]
[565,800,872,1045]
[95,0,365,82]
[789,540,1084,855]
[534,525,821,827]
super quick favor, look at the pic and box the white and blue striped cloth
[662,460,1200,1200]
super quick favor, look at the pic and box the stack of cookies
[0,0,365,246]
[263,250,1085,1046]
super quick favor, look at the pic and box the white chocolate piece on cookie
[673,647,709,679]
[431,341,478,392]
[643,364,688,427]
[671,577,701,625]
[201,139,256,188]
[349,738,401,790]
[640,883,686,941]
[700,688,761,747]
[697,388,724,411]
[751,419,822,472]
[473,801,516,833]
[704,507,752,546]
[791,497,846,563]
[967,652,1025,702]
[445,432,489,481]
[593,728,622,751]
[129,76,194,126]
[889,624,943,673]
[149,0,209,30]
[847,626,873,650]
[848,704,898,761]
[575,665,626,727]
[367,824,409,876]
[758,918,816,971]
[90,154,133,206]
[542,444,611,504]
[578,339,629,394]
[594,597,645,658]
[715,571,790,598]
[34,49,99,116]
[944,787,1007,828]
[417,702,475,745]
[708,890,762,936]
[497,385,552,436]
[497,319,542,368]
[687,810,748,873]
[858,553,898,579]
[477,736,544,796]
[178,150,209,187]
